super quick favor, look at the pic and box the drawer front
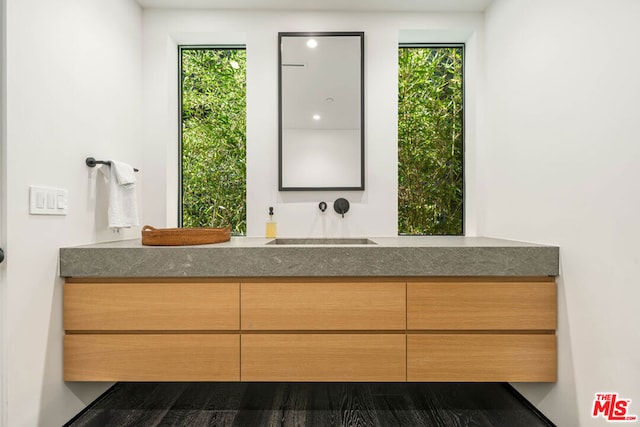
[64,334,240,381]
[241,282,405,330]
[407,280,556,330]
[64,282,240,331]
[407,334,556,382]
[242,334,406,382]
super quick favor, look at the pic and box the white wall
[142,10,483,237]
[5,0,142,425]
[481,0,640,425]
[0,0,7,424]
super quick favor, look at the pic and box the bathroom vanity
[60,237,559,383]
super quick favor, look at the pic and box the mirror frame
[278,31,365,191]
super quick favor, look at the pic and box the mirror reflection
[279,32,364,190]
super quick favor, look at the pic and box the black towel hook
[86,157,139,172]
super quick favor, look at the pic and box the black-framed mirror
[278,32,365,191]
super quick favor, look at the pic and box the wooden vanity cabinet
[65,334,239,381]
[240,281,406,381]
[63,281,240,381]
[64,282,240,331]
[406,278,557,382]
[241,281,405,331]
[242,333,406,382]
[63,277,556,382]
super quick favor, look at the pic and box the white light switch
[57,194,67,209]
[30,186,68,215]
[36,192,45,209]
[46,193,55,209]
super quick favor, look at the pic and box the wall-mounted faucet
[333,198,350,218]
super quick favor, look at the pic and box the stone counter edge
[59,245,559,278]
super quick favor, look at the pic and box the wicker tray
[141,225,231,246]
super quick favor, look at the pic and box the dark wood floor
[65,382,555,427]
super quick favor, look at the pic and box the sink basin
[266,238,377,245]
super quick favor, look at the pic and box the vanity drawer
[241,282,405,330]
[241,333,406,382]
[407,333,556,382]
[64,282,240,331]
[64,334,240,381]
[407,280,556,330]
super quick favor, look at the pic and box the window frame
[398,42,465,236]
[178,44,247,230]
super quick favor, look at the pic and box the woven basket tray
[141,225,231,246]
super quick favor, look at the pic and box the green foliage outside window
[398,46,464,235]
[181,48,247,234]
[180,46,460,235]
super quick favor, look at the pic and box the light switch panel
[30,186,68,215]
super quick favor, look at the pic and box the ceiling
[135,0,493,13]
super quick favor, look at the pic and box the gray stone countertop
[59,236,559,278]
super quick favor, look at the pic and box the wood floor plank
[75,383,188,426]
[155,383,243,426]
[339,384,381,427]
[279,384,311,426]
[304,383,343,427]
[231,383,281,426]
[372,392,428,427]
[408,383,476,427]
[66,382,555,427]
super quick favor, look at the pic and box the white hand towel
[112,160,136,186]
[102,161,139,229]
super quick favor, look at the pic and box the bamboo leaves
[398,46,464,235]
[181,48,247,234]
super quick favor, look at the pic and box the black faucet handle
[333,198,350,218]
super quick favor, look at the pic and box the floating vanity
[60,236,559,383]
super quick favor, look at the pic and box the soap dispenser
[265,206,277,238]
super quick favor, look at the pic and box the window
[398,44,464,235]
[179,46,247,234]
